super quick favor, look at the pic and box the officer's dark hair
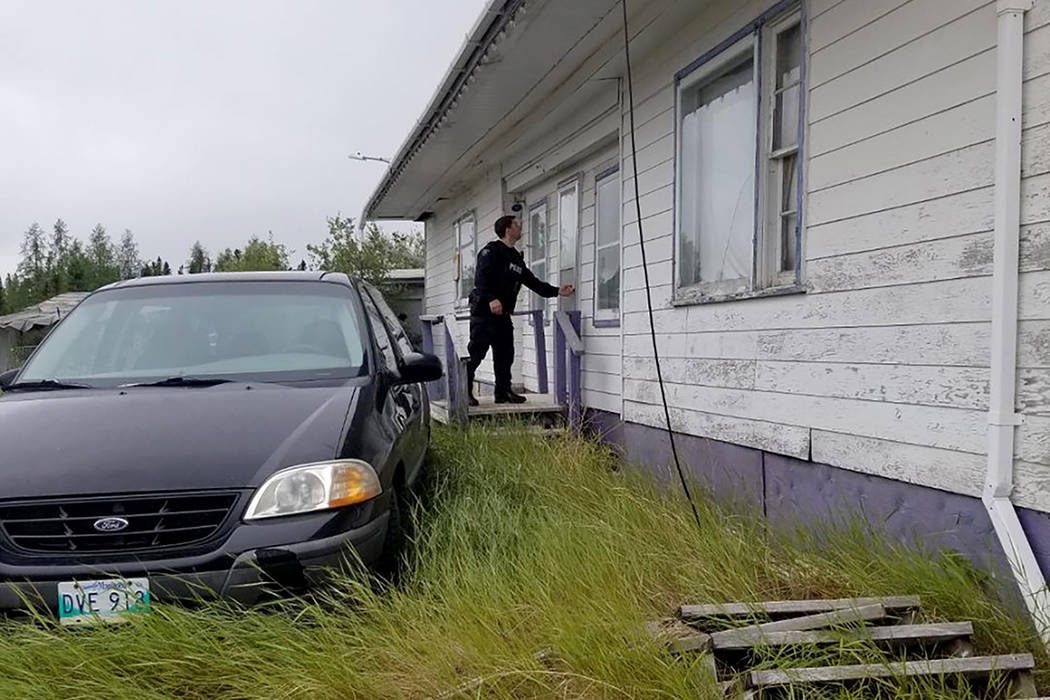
[494,215,517,239]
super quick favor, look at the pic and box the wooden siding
[416,0,1050,511]
[612,0,1050,509]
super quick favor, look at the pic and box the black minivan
[0,272,441,623]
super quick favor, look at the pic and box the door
[557,178,580,312]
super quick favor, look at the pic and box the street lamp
[348,152,390,164]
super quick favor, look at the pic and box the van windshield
[18,281,368,387]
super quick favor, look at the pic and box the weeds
[0,423,1040,699]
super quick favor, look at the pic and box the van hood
[0,383,359,499]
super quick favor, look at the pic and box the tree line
[0,216,424,315]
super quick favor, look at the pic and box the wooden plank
[623,379,988,454]
[624,401,811,461]
[809,96,994,194]
[809,48,995,157]
[749,654,1035,688]
[624,357,756,391]
[466,394,562,416]
[753,361,989,410]
[809,232,992,292]
[806,186,993,260]
[707,604,887,647]
[808,140,993,226]
[809,6,995,122]
[711,622,973,651]
[680,596,919,621]
[808,0,912,54]
[812,431,986,499]
[810,0,988,87]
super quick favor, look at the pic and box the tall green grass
[0,424,1041,699]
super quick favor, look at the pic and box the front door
[557,178,580,312]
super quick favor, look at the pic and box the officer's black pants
[466,314,514,397]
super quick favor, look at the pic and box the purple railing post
[443,318,469,426]
[444,322,457,411]
[532,309,548,395]
[553,315,566,406]
[421,320,439,400]
[568,310,582,432]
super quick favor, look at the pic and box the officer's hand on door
[558,285,575,296]
[489,299,504,315]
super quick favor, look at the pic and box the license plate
[57,578,150,625]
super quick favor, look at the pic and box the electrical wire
[621,0,702,530]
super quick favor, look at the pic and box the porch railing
[419,308,583,431]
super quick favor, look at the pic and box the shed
[0,292,90,370]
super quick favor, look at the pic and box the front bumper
[0,509,389,611]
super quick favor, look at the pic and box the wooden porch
[420,309,585,429]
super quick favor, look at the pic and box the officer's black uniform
[467,238,559,399]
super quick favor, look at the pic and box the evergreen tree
[87,224,119,288]
[17,223,48,302]
[187,241,211,274]
[48,218,72,296]
[66,239,91,291]
[117,229,141,280]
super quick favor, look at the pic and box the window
[19,282,367,386]
[362,281,415,356]
[454,213,476,305]
[528,201,548,313]
[359,285,400,371]
[675,7,804,302]
[594,168,621,321]
[558,180,579,273]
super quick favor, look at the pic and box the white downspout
[984,0,1050,645]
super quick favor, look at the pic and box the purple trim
[585,409,1050,607]
[752,31,763,289]
[593,166,621,324]
[532,309,549,394]
[443,324,458,410]
[420,321,441,400]
[568,310,583,431]
[673,0,800,81]
[795,6,808,285]
[554,320,567,405]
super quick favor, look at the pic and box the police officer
[467,214,573,405]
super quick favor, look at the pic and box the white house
[363,0,1050,621]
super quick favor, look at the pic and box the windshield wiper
[5,379,94,392]
[119,376,235,389]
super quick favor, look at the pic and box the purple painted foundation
[584,408,1050,610]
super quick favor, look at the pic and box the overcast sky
[0,0,488,279]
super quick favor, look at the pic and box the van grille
[0,492,238,555]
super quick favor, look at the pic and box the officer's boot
[494,390,527,404]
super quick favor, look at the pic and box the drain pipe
[983,0,1050,645]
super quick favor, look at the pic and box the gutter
[983,0,1050,645]
[359,0,527,226]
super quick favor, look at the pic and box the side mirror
[0,368,20,390]
[395,352,443,385]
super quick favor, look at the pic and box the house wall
[613,0,1050,511]
[423,165,515,389]
[419,0,1050,519]
[514,141,623,413]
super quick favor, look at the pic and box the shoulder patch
[479,247,490,257]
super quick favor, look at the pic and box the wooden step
[666,604,886,655]
[679,595,920,621]
[709,621,973,651]
[749,653,1035,689]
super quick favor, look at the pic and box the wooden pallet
[648,595,1040,698]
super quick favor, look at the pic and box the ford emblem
[93,517,130,533]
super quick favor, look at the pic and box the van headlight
[244,460,382,520]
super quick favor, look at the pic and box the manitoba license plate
[57,578,150,625]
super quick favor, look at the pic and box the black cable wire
[621,1,702,529]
